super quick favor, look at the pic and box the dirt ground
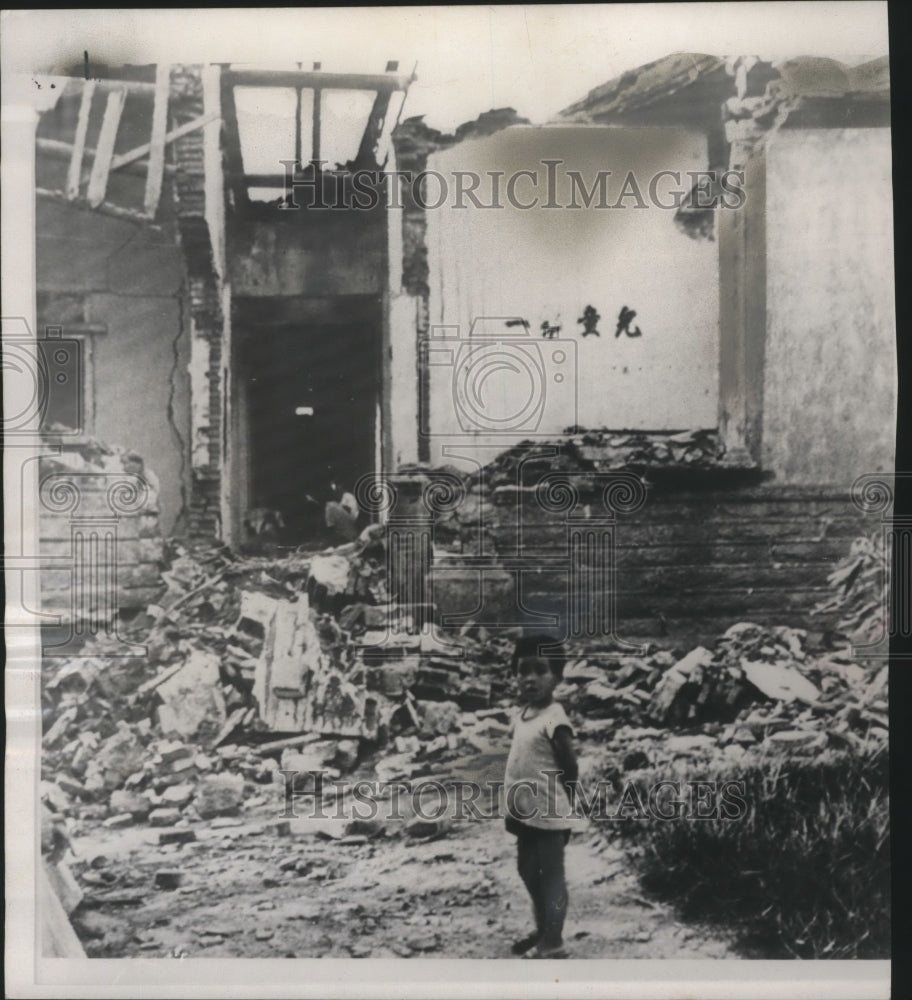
[68,746,737,961]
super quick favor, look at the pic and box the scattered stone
[85,728,146,792]
[57,776,89,799]
[196,933,225,948]
[405,933,440,952]
[344,817,385,839]
[169,756,198,774]
[158,829,197,846]
[405,817,448,839]
[255,928,274,941]
[153,870,183,891]
[395,735,421,755]
[742,661,820,704]
[102,813,135,829]
[211,816,244,829]
[416,700,461,736]
[160,783,195,807]
[148,808,181,827]
[195,774,244,819]
[156,650,227,739]
[158,740,194,765]
[109,789,152,820]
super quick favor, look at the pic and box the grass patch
[603,748,890,958]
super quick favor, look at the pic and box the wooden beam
[219,72,249,210]
[86,88,125,207]
[143,64,170,216]
[312,88,322,165]
[38,138,176,177]
[718,149,767,465]
[90,77,157,93]
[356,88,392,166]
[66,80,95,200]
[224,68,411,92]
[294,85,303,166]
[110,112,220,172]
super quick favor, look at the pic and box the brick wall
[393,474,872,651]
[171,66,225,540]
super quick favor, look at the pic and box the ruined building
[29,54,895,650]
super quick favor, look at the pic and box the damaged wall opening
[232,295,383,547]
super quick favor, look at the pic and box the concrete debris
[155,650,227,739]
[194,774,245,819]
[741,660,820,704]
[108,790,151,820]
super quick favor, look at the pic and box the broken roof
[558,52,890,125]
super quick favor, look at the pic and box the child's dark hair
[510,634,568,679]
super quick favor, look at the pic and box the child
[504,635,578,959]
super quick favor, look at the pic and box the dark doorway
[234,296,381,546]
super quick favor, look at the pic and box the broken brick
[158,829,197,846]
[148,808,182,827]
[153,870,183,891]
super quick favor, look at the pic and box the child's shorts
[505,815,571,845]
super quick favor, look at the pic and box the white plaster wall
[389,291,419,468]
[424,125,719,463]
[763,128,896,485]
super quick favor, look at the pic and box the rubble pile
[562,622,887,777]
[568,428,726,471]
[814,530,889,649]
[39,527,522,842]
[41,455,887,888]
[458,430,726,493]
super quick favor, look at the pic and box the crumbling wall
[35,203,190,535]
[393,443,871,650]
[171,66,226,540]
[39,439,164,621]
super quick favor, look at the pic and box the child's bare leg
[513,835,544,953]
[535,831,568,950]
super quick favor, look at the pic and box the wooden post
[143,64,170,217]
[66,80,95,200]
[87,88,125,208]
